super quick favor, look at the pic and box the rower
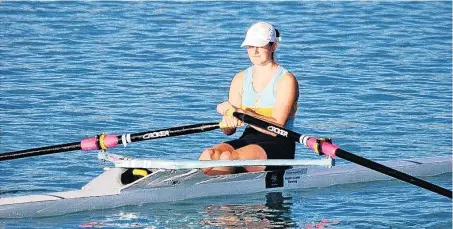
[199,21,299,175]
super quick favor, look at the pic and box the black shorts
[224,126,295,159]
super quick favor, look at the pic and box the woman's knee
[219,151,233,160]
[199,148,223,160]
[199,148,214,160]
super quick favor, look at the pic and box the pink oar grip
[80,135,118,151]
[306,138,339,158]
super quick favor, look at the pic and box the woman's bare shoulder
[230,70,246,86]
[278,71,298,86]
[233,70,246,80]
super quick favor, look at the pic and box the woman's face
[246,43,276,66]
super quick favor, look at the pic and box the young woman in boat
[199,22,299,175]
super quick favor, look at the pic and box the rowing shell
[0,155,450,218]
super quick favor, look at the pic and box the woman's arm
[272,71,299,125]
[217,71,244,135]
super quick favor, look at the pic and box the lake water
[0,1,451,228]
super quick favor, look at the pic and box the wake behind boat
[0,152,450,219]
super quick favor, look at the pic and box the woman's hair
[268,29,280,60]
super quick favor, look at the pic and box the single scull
[0,152,450,218]
[0,111,451,218]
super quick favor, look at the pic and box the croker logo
[267,126,288,137]
[143,130,170,139]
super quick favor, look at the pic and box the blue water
[0,1,451,228]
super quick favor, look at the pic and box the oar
[0,122,221,161]
[232,111,452,199]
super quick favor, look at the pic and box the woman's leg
[199,143,235,175]
[201,144,268,175]
[230,144,267,172]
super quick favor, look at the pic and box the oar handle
[233,111,453,199]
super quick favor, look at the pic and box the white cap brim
[240,39,269,48]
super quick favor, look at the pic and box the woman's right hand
[221,115,242,128]
[216,101,235,116]
[219,115,238,136]
[217,101,243,135]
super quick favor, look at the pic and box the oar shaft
[233,111,452,199]
[234,111,304,141]
[0,122,220,161]
[125,123,220,144]
[336,149,452,198]
[0,142,81,161]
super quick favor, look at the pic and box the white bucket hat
[241,22,281,47]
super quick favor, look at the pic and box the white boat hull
[0,155,451,218]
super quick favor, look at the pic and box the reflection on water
[18,192,298,228]
[200,192,295,228]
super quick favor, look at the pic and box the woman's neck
[251,61,279,92]
[253,61,278,77]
